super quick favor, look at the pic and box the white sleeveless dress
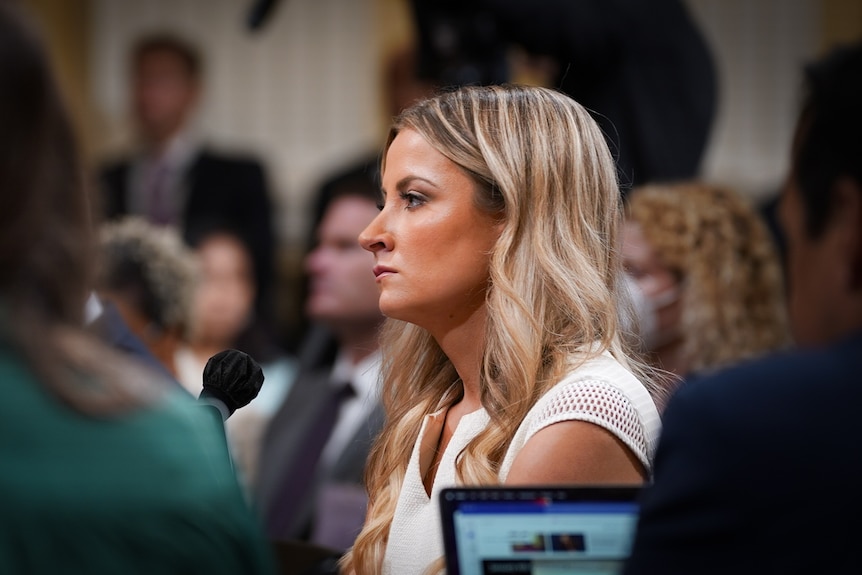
[381,351,662,575]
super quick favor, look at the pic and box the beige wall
[20,0,96,160]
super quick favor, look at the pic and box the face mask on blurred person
[622,273,682,352]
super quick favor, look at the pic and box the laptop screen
[439,486,641,575]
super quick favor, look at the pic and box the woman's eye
[401,191,424,208]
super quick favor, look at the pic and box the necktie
[147,159,172,225]
[266,380,355,538]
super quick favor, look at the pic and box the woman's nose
[358,211,389,253]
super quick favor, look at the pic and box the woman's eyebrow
[380,175,439,200]
[396,175,437,191]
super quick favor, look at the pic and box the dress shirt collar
[329,347,381,401]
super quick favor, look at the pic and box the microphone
[199,349,265,421]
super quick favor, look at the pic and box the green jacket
[0,344,276,574]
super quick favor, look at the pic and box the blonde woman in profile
[622,182,791,381]
[341,85,664,575]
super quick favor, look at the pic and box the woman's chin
[378,299,413,324]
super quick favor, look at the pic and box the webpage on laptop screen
[452,501,638,575]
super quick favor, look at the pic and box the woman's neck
[432,307,487,412]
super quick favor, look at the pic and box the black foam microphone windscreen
[200,349,265,420]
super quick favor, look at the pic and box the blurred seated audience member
[623,182,791,381]
[97,31,277,334]
[284,44,436,349]
[623,41,862,574]
[84,290,179,382]
[97,216,198,379]
[255,173,385,554]
[175,223,295,491]
[0,4,274,573]
[179,222,291,373]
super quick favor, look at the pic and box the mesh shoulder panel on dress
[528,378,648,467]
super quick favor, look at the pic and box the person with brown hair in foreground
[0,4,274,573]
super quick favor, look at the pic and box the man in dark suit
[623,42,862,575]
[98,33,276,326]
[254,173,384,553]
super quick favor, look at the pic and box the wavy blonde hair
[343,85,663,574]
[625,182,791,375]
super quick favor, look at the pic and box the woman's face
[189,233,255,346]
[622,220,683,349]
[359,128,502,334]
[623,222,678,299]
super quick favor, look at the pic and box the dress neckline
[417,406,487,497]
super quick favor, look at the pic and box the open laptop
[440,485,642,575]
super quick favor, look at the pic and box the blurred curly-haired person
[623,182,791,380]
[97,216,198,377]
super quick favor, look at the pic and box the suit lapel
[330,403,385,483]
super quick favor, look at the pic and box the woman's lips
[373,265,395,278]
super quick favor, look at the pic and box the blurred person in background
[98,31,278,341]
[622,182,791,383]
[255,169,385,557]
[283,43,437,351]
[84,289,178,382]
[176,222,295,493]
[97,216,198,380]
[0,4,274,573]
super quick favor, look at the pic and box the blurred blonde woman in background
[343,85,664,575]
[622,182,791,381]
